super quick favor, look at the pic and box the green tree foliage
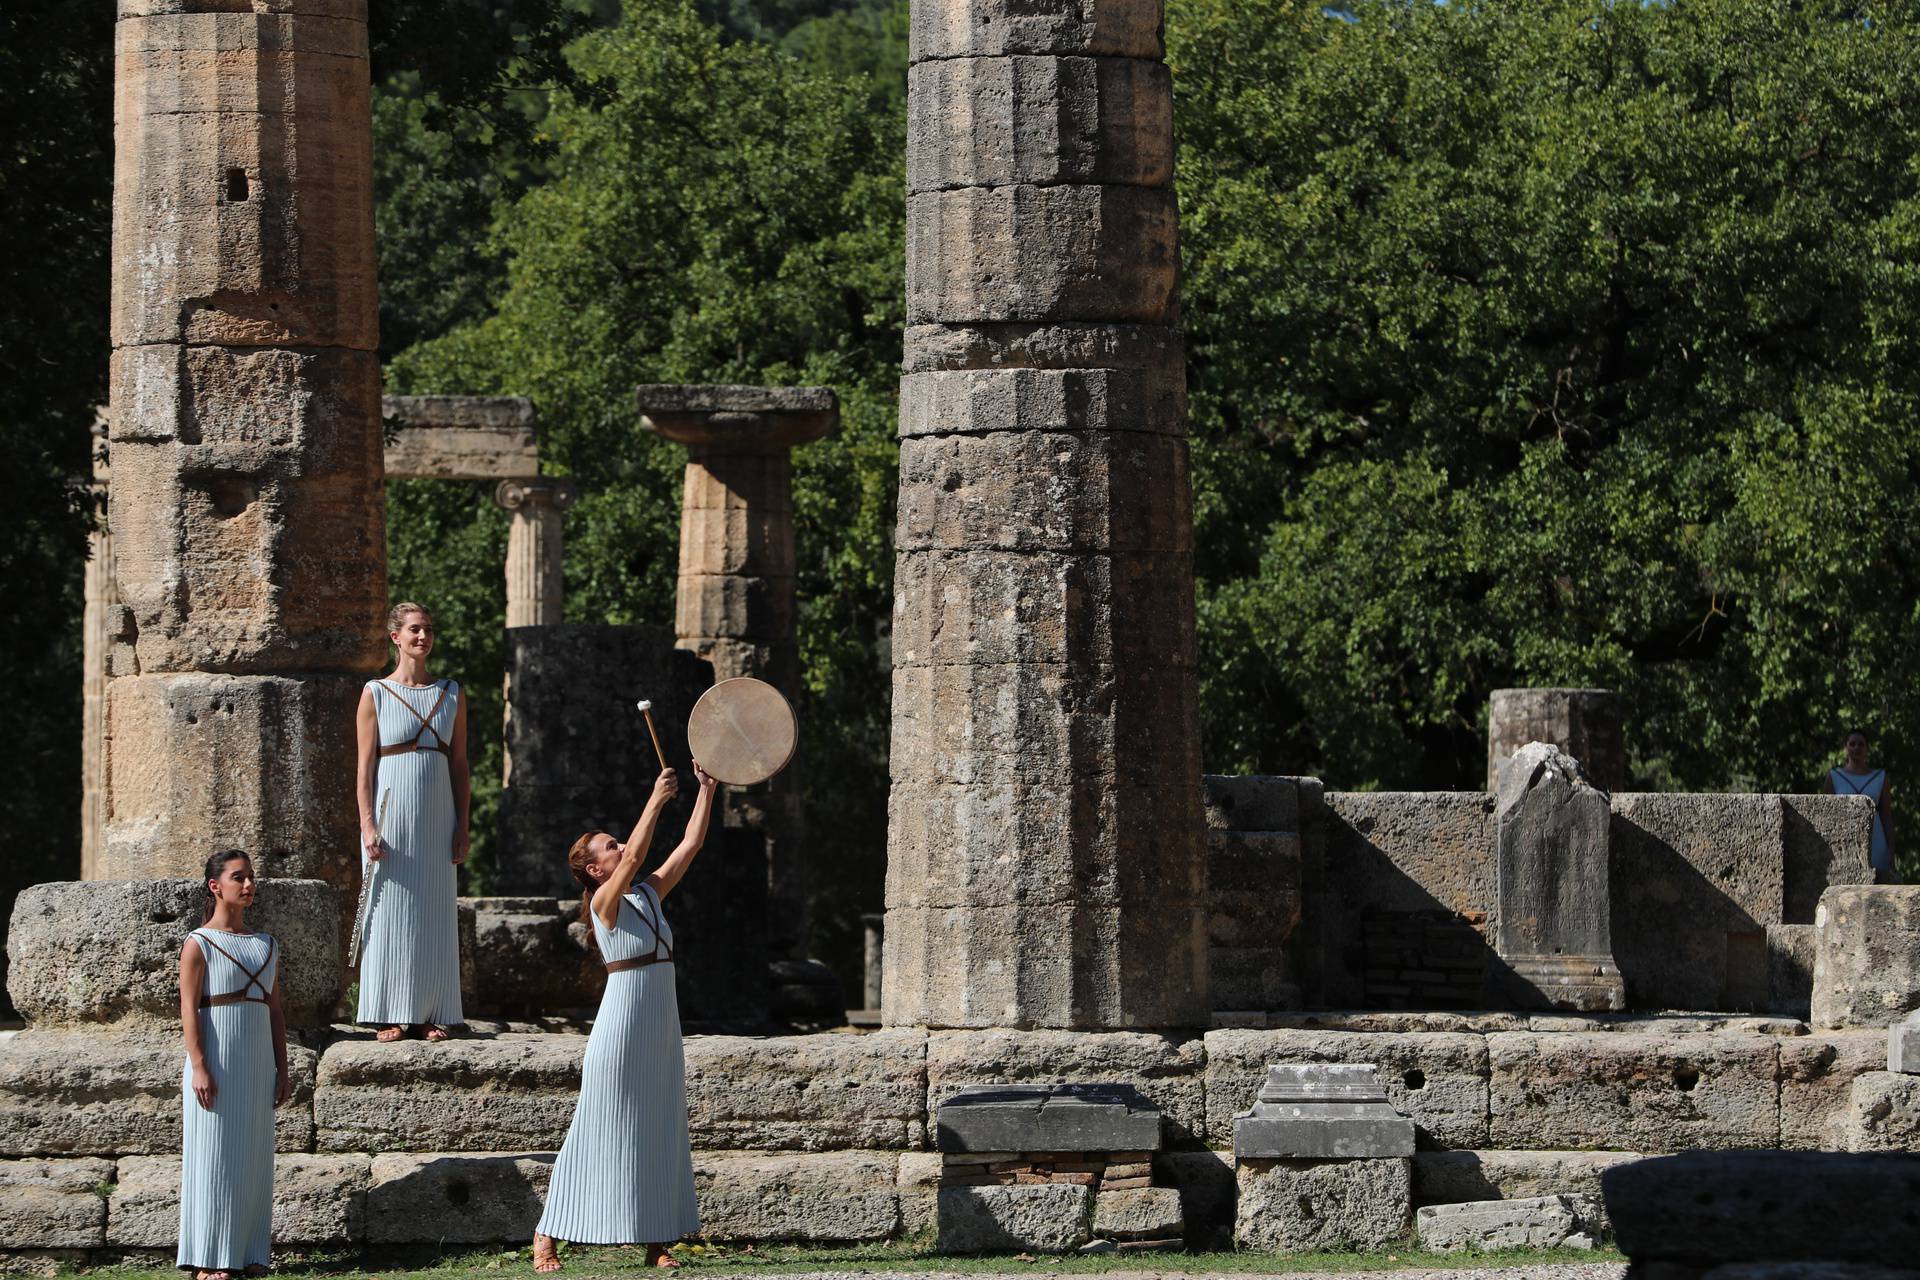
[384,0,906,962]
[1172,0,1920,876]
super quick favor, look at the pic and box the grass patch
[66,1241,1621,1278]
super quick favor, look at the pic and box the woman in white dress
[1824,727,1896,880]
[531,762,719,1273]
[353,602,469,1042]
[177,850,291,1279]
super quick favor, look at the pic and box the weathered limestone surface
[1412,1149,1643,1206]
[1812,886,1920,1030]
[1492,744,1623,1011]
[314,1036,580,1153]
[1233,1157,1410,1251]
[1416,1194,1599,1251]
[109,1154,368,1247]
[7,880,340,1027]
[0,1032,316,1156]
[1150,1150,1235,1249]
[1892,1014,1920,1075]
[1205,775,1305,1011]
[1485,689,1623,792]
[380,395,537,480]
[1782,795,1878,921]
[898,1151,943,1237]
[1779,1035,1888,1151]
[1488,1033,1778,1151]
[887,0,1204,1032]
[687,1030,930,1151]
[936,1184,1091,1252]
[1232,1064,1414,1159]
[1091,1186,1182,1240]
[464,897,602,1016]
[81,430,116,882]
[1843,1072,1920,1152]
[366,1153,553,1245]
[0,1160,111,1249]
[926,1030,1203,1142]
[1204,1029,1488,1149]
[1203,775,1324,835]
[493,477,578,629]
[695,1151,900,1241]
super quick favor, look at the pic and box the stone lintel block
[684,1030,930,1151]
[937,1083,1161,1153]
[1844,1071,1920,1152]
[925,1029,1204,1141]
[0,1031,315,1156]
[381,395,538,481]
[1261,1011,1527,1034]
[1233,1157,1410,1251]
[884,901,1208,1032]
[1411,1149,1644,1207]
[119,1,367,19]
[0,1159,112,1249]
[936,1183,1092,1252]
[675,573,794,643]
[1813,886,1920,1030]
[1892,1015,1920,1074]
[1779,1034,1888,1151]
[7,879,341,1027]
[366,1152,553,1245]
[101,675,364,890]
[1202,1029,1489,1150]
[906,186,1177,326]
[1488,1032,1779,1151]
[638,383,837,451]
[1091,1185,1183,1240]
[678,504,796,579]
[911,0,1164,61]
[897,434,1192,554]
[887,662,1200,787]
[109,1153,369,1246]
[1203,774,1322,832]
[1602,1150,1920,1264]
[907,56,1171,194]
[1415,1194,1599,1252]
[695,1151,901,1241]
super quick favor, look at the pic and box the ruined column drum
[494,477,578,629]
[885,0,1207,1028]
[1487,689,1625,792]
[103,0,386,886]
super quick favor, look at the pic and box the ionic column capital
[493,475,579,514]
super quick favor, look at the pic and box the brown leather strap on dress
[377,679,454,755]
[194,931,276,1007]
[604,955,672,974]
[379,740,450,758]
[200,992,272,1008]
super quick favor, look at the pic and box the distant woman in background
[1824,727,1895,881]
[178,849,290,1280]
[354,602,468,1041]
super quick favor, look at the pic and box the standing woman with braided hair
[178,850,291,1280]
[531,761,720,1273]
[354,602,469,1041]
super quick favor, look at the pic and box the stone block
[1769,924,1818,1017]
[1203,1029,1488,1149]
[1603,1150,1920,1264]
[7,879,341,1027]
[897,434,1190,554]
[694,1151,899,1241]
[109,1153,368,1247]
[314,1035,581,1153]
[1779,1035,1887,1151]
[1782,795,1877,921]
[936,1184,1091,1252]
[1485,689,1623,792]
[926,1030,1204,1143]
[0,1160,110,1249]
[912,0,1164,59]
[1233,1157,1410,1251]
[1415,1194,1599,1251]
[1232,1064,1415,1159]
[1812,886,1920,1030]
[907,56,1171,193]
[1150,1150,1234,1249]
[100,675,366,893]
[463,897,603,1017]
[898,1151,943,1237]
[1412,1149,1643,1206]
[1207,947,1298,1012]
[1092,1186,1182,1240]
[685,1030,928,1151]
[1488,1032,1777,1151]
[1843,1072,1920,1152]
[906,186,1177,325]
[677,505,796,580]
[365,1153,552,1245]
[0,1031,315,1156]
[898,361,1183,443]
[1203,775,1321,833]
[381,396,538,480]
[938,1084,1160,1154]
[1892,1015,1920,1074]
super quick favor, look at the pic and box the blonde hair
[388,602,431,634]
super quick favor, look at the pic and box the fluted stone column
[884,0,1206,1029]
[103,0,386,888]
[494,477,578,628]
[80,427,117,881]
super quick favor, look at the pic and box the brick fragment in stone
[0,1159,111,1249]
[365,1152,552,1244]
[109,1154,368,1246]
[1843,1071,1920,1152]
[1202,1029,1488,1150]
[1488,1032,1778,1151]
[695,1151,900,1241]
[1779,1034,1887,1151]
[7,879,340,1027]
[936,1183,1091,1251]
[1233,1157,1410,1251]
[925,1029,1203,1143]
[911,0,1164,60]
[1812,886,1920,1030]
[906,186,1176,325]
[1412,1149,1643,1207]
[907,57,1171,193]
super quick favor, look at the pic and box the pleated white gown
[179,929,278,1273]
[538,885,700,1244]
[357,678,465,1027]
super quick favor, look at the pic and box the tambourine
[686,677,797,785]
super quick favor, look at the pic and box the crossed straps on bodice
[375,679,453,758]
[1831,767,1885,798]
[604,892,674,975]
[194,931,276,1009]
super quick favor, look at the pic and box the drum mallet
[636,700,669,772]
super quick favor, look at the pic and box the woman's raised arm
[591,769,680,929]
[645,762,720,902]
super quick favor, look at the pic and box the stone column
[80,427,118,881]
[103,0,386,887]
[493,477,578,628]
[1488,688,1624,791]
[886,0,1206,1028]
